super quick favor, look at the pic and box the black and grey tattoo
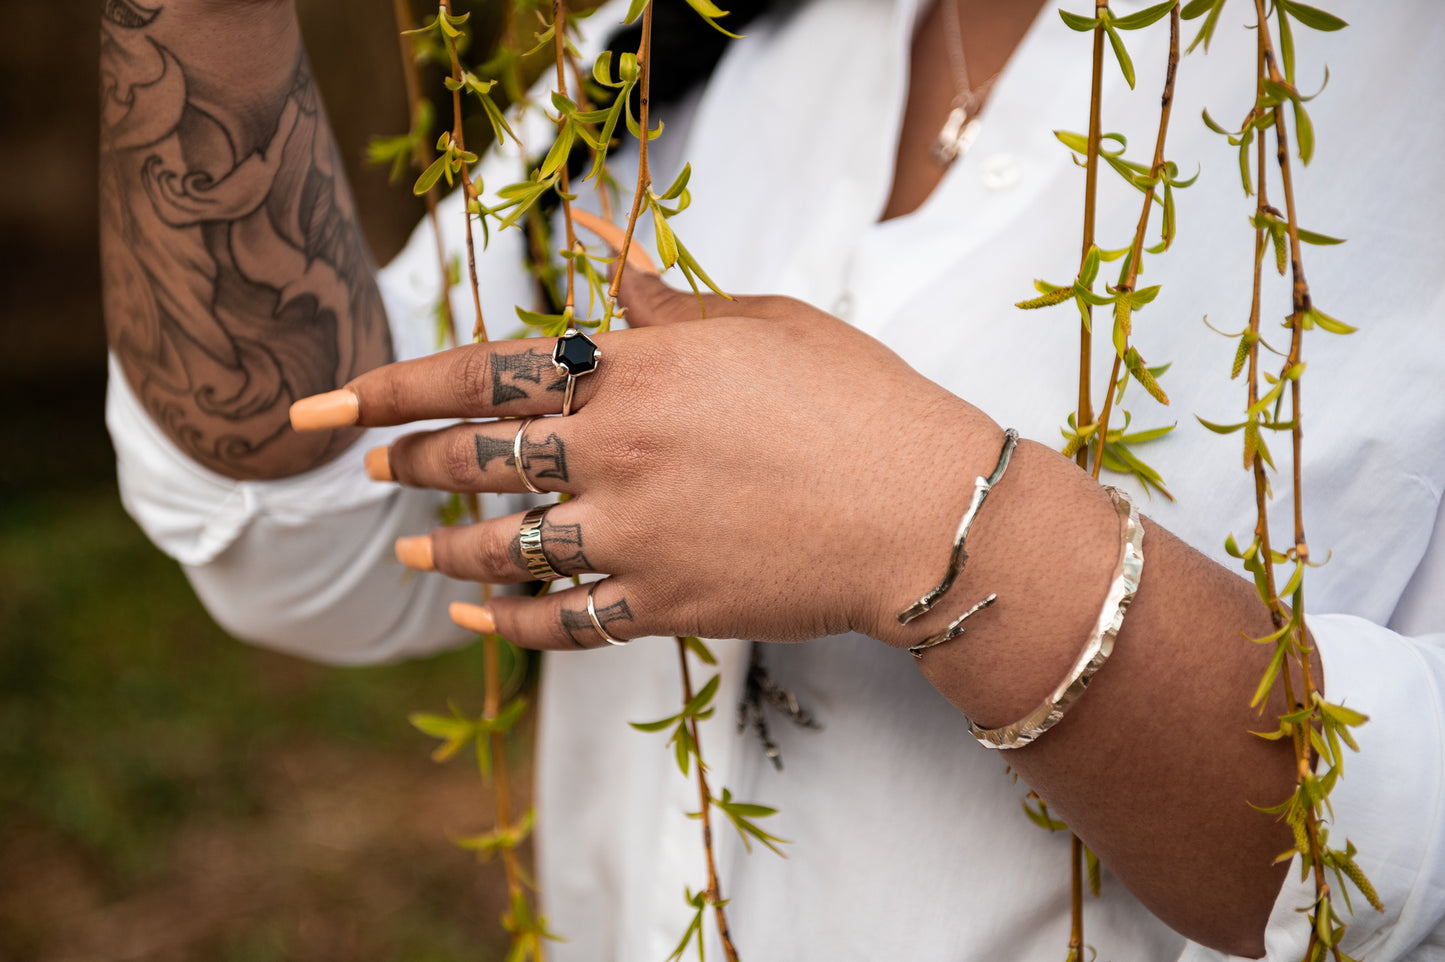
[560,597,634,649]
[473,430,569,483]
[100,2,393,478]
[490,350,568,406]
[510,516,593,576]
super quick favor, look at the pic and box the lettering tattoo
[490,349,568,406]
[560,597,634,649]
[474,430,569,483]
[509,517,593,576]
[99,3,393,478]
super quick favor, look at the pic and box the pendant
[932,106,981,166]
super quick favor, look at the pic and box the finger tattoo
[490,349,568,405]
[472,430,569,482]
[561,596,633,648]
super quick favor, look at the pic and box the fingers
[397,501,604,585]
[369,416,583,495]
[614,268,735,328]
[457,577,645,651]
[291,335,607,431]
[568,209,660,275]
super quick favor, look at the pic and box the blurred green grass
[0,381,523,961]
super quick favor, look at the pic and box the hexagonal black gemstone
[553,330,600,375]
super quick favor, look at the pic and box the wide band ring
[513,417,544,493]
[518,505,564,582]
[552,329,601,418]
[586,581,628,646]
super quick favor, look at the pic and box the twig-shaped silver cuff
[908,593,997,659]
[897,428,1019,626]
[969,486,1144,750]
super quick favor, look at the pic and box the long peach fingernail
[364,446,394,482]
[570,209,660,275]
[395,535,435,571]
[450,601,496,635]
[290,389,359,431]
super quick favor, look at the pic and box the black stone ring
[552,329,601,417]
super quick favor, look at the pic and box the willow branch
[677,640,740,962]
[1074,0,1110,466]
[552,0,579,316]
[441,0,490,343]
[392,0,456,345]
[607,1,654,302]
[1091,4,1180,480]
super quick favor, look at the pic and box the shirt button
[981,154,1020,192]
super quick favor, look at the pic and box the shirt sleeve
[1176,619,1445,961]
[105,149,537,664]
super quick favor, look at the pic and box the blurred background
[1,2,530,959]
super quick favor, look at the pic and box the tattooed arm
[100,0,393,479]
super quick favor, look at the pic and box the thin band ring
[513,417,544,493]
[587,581,628,646]
[518,505,564,582]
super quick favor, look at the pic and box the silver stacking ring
[518,505,564,582]
[586,581,628,646]
[552,329,602,418]
[513,417,543,493]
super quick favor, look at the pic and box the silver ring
[552,329,601,418]
[587,581,628,646]
[518,505,564,581]
[513,417,543,493]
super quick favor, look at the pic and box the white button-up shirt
[107,0,1445,958]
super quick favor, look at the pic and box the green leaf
[1081,244,1101,287]
[1296,226,1345,246]
[1105,21,1136,89]
[683,636,717,665]
[539,122,577,179]
[652,204,679,269]
[414,153,450,196]
[629,715,679,733]
[1304,306,1357,335]
[1293,99,1314,165]
[1112,0,1175,30]
[658,163,693,201]
[1277,2,1297,82]
[1281,0,1347,31]
[683,673,721,717]
[1058,9,1100,31]
[1183,0,1225,53]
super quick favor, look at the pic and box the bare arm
[100,0,392,479]
[295,276,1322,956]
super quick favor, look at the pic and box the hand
[291,272,1005,651]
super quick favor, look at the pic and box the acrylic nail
[364,446,394,482]
[394,535,435,571]
[450,601,496,635]
[289,389,359,431]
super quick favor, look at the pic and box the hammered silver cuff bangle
[897,428,1019,626]
[969,485,1144,750]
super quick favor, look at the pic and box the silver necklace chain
[932,0,1001,165]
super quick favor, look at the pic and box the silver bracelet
[969,486,1144,750]
[897,428,1019,626]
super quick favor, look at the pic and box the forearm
[906,432,1308,956]
[100,0,392,480]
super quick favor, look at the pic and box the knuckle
[475,530,517,579]
[453,347,493,412]
[441,431,477,486]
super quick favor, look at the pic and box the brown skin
[105,0,1304,955]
